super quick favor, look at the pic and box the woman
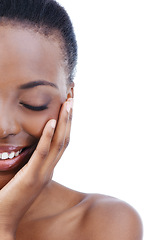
[0,1,143,239]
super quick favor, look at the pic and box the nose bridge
[0,100,21,138]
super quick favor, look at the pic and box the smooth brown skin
[0,25,143,240]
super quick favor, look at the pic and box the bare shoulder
[81,194,143,240]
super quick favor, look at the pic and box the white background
[54,1,160,240]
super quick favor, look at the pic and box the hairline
[0,17,70,84]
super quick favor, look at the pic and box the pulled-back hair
[0,0,77,82]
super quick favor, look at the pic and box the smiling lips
[0,149,24,160]
[0,146,26,160]
[0,145,35,171]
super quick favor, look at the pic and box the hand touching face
[0,98,73,238]
[0,25,73,184]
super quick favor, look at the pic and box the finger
[42,99,73,171]
[3,119,56,204]
[0,101,71,224]
[22,119,57,175]
[49,106,73,168]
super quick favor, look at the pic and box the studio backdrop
[54,1,160,240]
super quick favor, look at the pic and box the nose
[0,105,22,138]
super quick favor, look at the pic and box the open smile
[0,145,36,171]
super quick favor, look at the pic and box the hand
[0,98,73,238]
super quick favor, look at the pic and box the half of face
[0,25,74,173]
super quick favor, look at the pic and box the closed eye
[20,102,48,111]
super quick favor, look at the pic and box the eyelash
[20,102,48,111]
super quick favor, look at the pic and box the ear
[66,82,74,99]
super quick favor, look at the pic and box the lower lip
[0,146,35,171]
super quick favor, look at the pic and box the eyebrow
[19,80,58,90]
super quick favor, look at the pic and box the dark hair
[0,0,77,82]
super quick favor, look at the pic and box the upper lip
[0,145,28,153]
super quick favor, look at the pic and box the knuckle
[36,148,48,159]
[69,112,73,121]
[56,140,64,152]
[64,137,70,148]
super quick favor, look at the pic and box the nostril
[0,131,19,139]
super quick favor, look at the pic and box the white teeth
[15,151,20,157]
[2,152,9,160]
[0,149,23,160]
[9,152,15,159]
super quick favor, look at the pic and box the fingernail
[66,98,74,113]
[50,119,56,129]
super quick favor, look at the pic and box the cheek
[20,102,61,138]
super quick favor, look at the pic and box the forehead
[0,25,65,86]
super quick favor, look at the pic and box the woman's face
[0,25,73,184]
